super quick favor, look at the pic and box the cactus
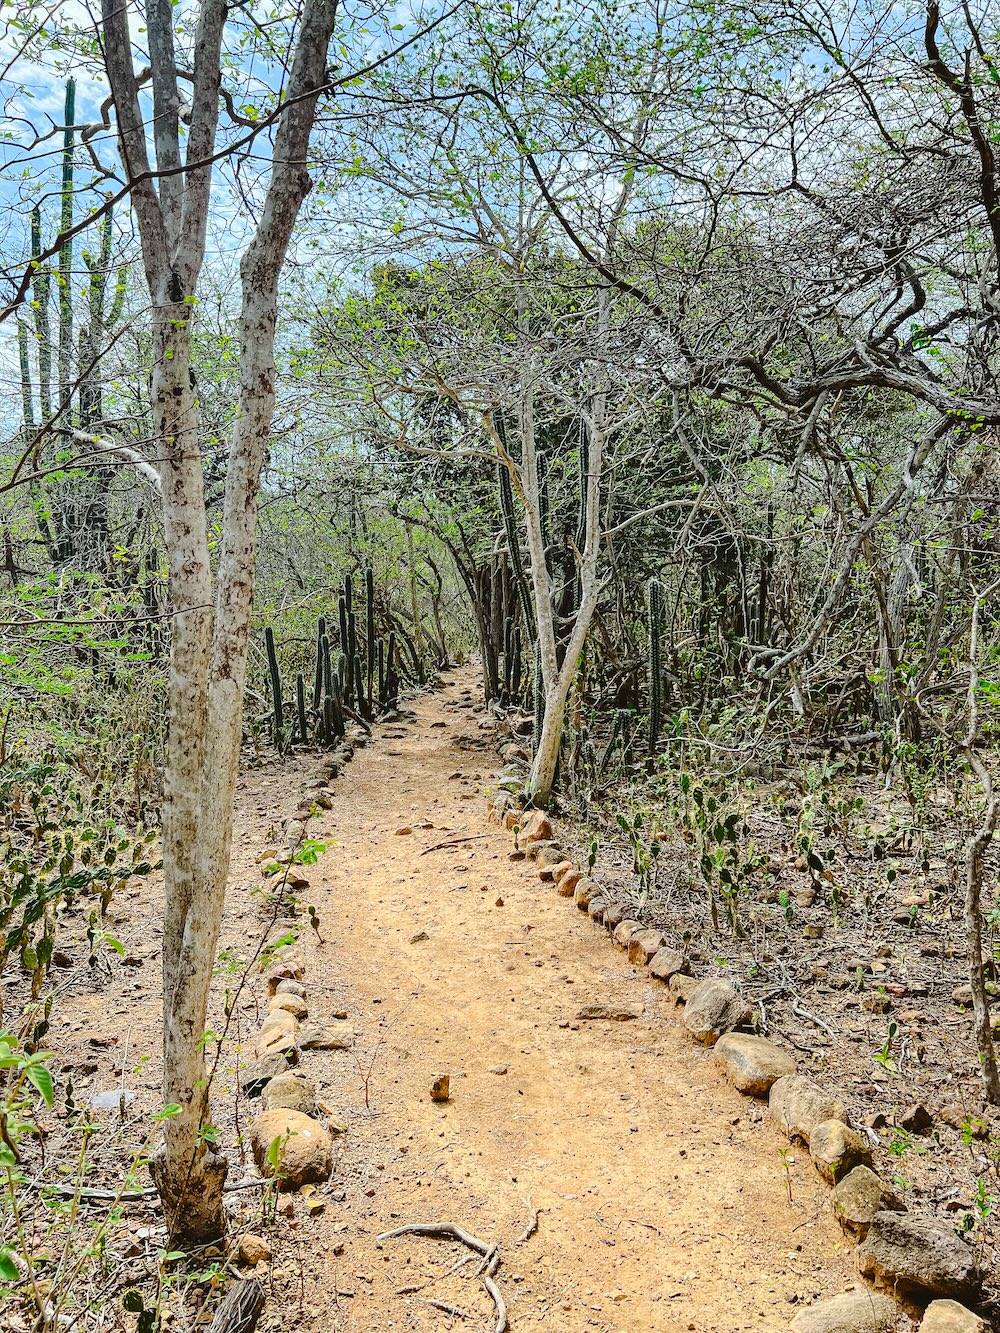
[352,652,366,720]
[365,567,376,712]
[338,594,349,661]
[312,617,326,712]
[646,578,665,758]
[531,639,544,756]
[264,626,285,752]
[536,447,550,553]
[385,635,400,709]
[331,674,345,737]
[295,671,307,745]
[377,636,386,707]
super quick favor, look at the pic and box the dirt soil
[20,666,891,1333]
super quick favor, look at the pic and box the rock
[241,1052,295,1096]
[810,1119,872,1182]
[266,963,304,995]
[682,978,752,1045]
[863,993,892,1015]
[920,1300,987,1332]
[269,993,309,1021]
[612,919,642,949]
[788,1290,900,1332]
[556,867,583,897]
[254,1029,297,1060]
[572,878,593,909]
[521,811,553,844]
[263,1072,317,1115]
[603,903,627,930]
[830,1166,904,1238]
[249,1110,333,1189]
[299,1022,353,1051]
[430,1074,450,1102]
[769,1074,847,1144]
[952,984,973,1007]
[627,929,666,965]
[857,1212,981,1303]
[276,979,307,999]
[713,1033,795,1096]
[575,1003,642,1021]
[669,973,700,1004]
[261,1007,298,1036]
[898,1103,933,1133]
[938,1106,988,1139]
[648,948,687,983]
[535,846,567,873]
[588,897,607,923]
[236,1233,272,1266]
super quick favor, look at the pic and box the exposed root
[377,1222,508,1332]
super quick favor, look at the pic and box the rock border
[485,797,990,1333]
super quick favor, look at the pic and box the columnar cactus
[646,577,665,757]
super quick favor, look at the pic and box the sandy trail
[282,666,858,1333]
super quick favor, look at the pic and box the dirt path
[271,667,859,1333]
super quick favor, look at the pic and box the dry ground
[26,666,882,1333]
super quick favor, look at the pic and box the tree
[97,0,340,1241]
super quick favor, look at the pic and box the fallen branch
[416,1297,470,1319]
[515,1205,540,1245]
[420,834,486,856]
[208,1278,264,1333]
[377,1222,508,1333]
[791,999,834,1039]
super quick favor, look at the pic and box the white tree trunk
[102,0,338,1243]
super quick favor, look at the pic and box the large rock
[521,811,553,844]
[920,1300,987,1332]
[669,973,700,1003]
[648,947,687,983]
[603,903,627,930]
[588,897,607,923]
[299,1022,353,1051]
[789,1290,900,1333]
[830,1166,903,1239]
[612,919,642,949]
[769,1074,847,1144]
[558,868,584,898]
[572,877,594,908]
[249,1109,333,1189]
[682,978,752,1044]
[261,1007,297,1036]
[627,929,666,965]
[810,1119,872,1182]
[269,993,308,1021]
[857,1212,981,1304]
[241,1051,295,1097]
[263,1072,317,1115]
[713,1033,795,1096]
[535,846,567,873]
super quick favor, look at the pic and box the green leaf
[0,1248,20,1281]
[27,1063,54,1105]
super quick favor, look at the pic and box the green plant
[872,1023,898,1076]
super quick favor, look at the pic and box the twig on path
[377,1222,508,1333]
[515,1204,541,1245]
[416,1297,470,1318]
[420,834,486,856]
[790,999,834,1038]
